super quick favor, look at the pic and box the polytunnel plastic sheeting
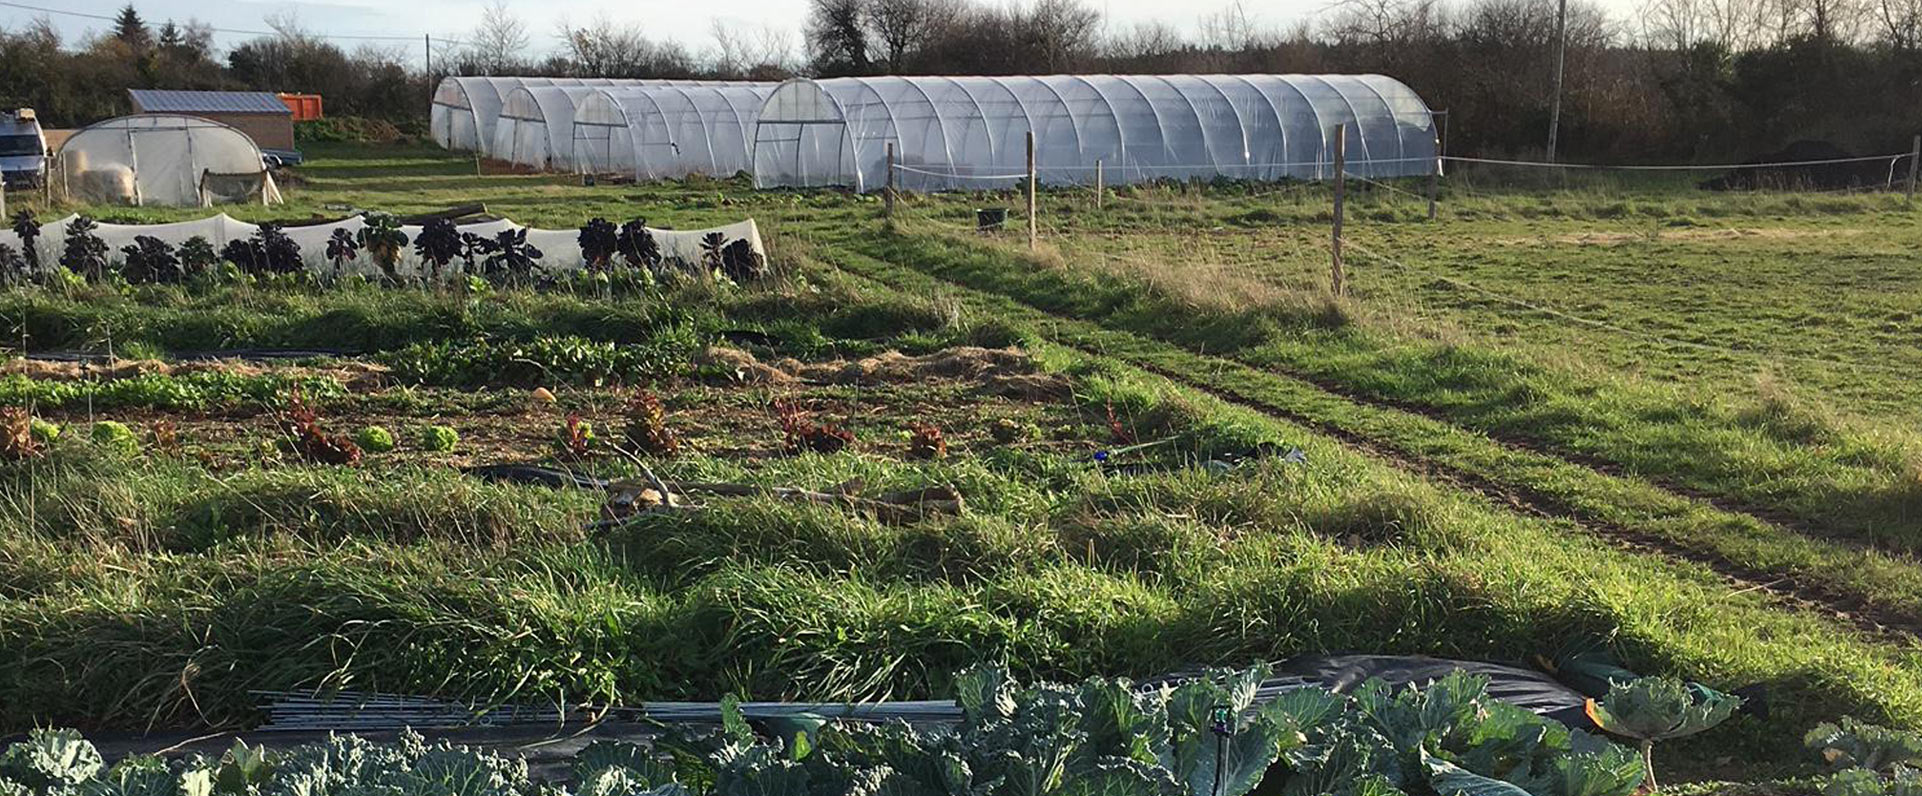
[570,84,777,179]
[55,115,281,207]
[0,214,765,281]
[492,86,598,170]
[752,74,1439,192]
[432,77,665,153]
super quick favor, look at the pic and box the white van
[0,109,47,187]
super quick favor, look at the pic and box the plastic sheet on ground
[0,214,765,280]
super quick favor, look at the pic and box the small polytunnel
[56,114,282,207]
[751,74,1439,192]
[570,84,777,180]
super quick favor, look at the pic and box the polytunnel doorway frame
[754,118,857,190]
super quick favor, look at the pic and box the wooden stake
[885,141,896,222]
[1095,158,1104,209]
[1026,131,1037,251]
[1907,134,1919,203]
[1426,139,1440,222]
[1331,125,1346,297]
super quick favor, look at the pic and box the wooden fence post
[1906,135,1919,203]
[885,141,896,222]
[1094,159,1104,209]
[1331,125,1346,297]
[1426,138,1440,221]
[1026,131,1037,251]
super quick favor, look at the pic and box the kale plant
[413,218,463,281]
[477,228,544,287]
[720,238,766,282]
[9,209,38,275]
[325,227,359,279]
[0,243,22,286]
[224,223,304,276]
[58,216,109,282]
[355,212,409,282]
[699,231,726,273]
[578,217,618,272]
[177,236,217,279]
[617,218,661,270]
[119,235,180,284]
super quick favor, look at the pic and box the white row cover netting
[0,214,764,280]
[571,84,778,179]
[55,115,282,207]
[432,77,670,154]
[753,75,1438,192]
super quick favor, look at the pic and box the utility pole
[424,35,433,105]
[1547,0,1568,161]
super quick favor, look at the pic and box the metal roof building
[127,90,295,151]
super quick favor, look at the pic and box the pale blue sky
[0,0,1639,66]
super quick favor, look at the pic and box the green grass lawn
[6,143,1922,783]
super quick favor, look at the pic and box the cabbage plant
[0,671,1650,796]
[1809,717,1922,774]
[1585,676,1741,790]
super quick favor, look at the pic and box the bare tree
[712,21,799,77]
[866,0,935,71]
[462,2,531,75]
[808,0,872,74]
[1024,0,1101,71]
[1877,0,1922,47]
[556,14,695,77]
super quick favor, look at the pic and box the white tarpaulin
[0,214,764,280]
[55,114,283,207]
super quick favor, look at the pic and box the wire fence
[874,141,1918,379]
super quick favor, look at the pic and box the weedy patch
[277,391,361,466]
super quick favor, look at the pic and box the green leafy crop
[88,421,139,457]
[355,426,397,453]
[418,425,459,452]
[1585,677,1742,790]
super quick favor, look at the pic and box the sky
[0,0,1641,66]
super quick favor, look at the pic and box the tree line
[1,0,1918,162]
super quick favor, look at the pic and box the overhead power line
[0,0,465,44]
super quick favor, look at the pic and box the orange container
[278,93,323,121]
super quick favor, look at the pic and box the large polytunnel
[571,84,777,179]
[490,86,615,170]
[752,75,1439,192]
[432,77,643,153]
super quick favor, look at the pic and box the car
[0,108,46,188]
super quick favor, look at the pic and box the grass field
[3,142,1921,786]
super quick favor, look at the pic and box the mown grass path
[815,231,1922,645]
